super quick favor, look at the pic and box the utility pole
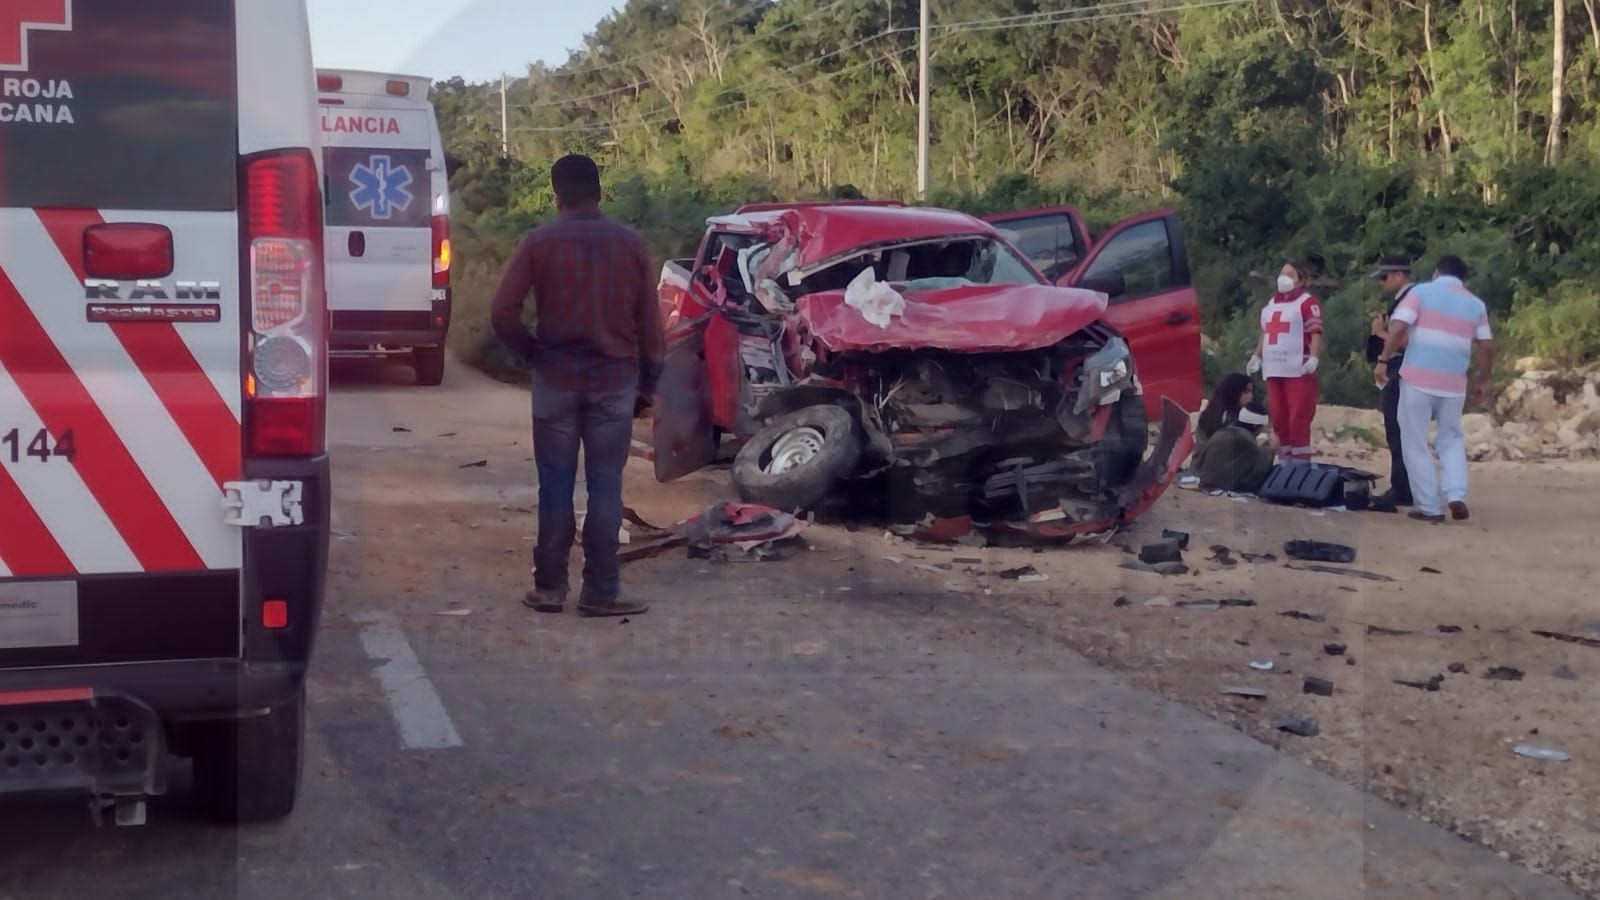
[500,74,510,158]
[916,0,929,198]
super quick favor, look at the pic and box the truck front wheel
[190,684,306,824]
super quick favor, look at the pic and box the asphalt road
[0,358,1580,899]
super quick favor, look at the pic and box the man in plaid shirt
[490,154,665,618]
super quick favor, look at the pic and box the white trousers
[1397,382,1468,515]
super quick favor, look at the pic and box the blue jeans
[530,370,637,600]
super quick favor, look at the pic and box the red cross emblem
[1264,309,1292,345]
[1,0,71,73]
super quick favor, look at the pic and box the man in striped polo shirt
[1374,255,1496,524]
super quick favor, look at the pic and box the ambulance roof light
[317,74,343,92]
[386,79,411,97]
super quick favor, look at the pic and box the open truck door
[987,207,1203,418]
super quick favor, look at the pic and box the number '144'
[2,429,76,464]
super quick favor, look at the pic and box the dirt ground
[331,364,1597,895]
[862,451,1600,895]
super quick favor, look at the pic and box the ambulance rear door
[318,75,437,339]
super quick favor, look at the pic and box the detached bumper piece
[0,692,166,823]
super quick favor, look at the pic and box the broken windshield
[794,236,1044,295]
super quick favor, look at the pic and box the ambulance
[316,68,453,385]
[0,0,329,824]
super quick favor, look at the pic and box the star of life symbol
[2,0,73,72]
[349,155,414,220]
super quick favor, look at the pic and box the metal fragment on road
[1303,676,1335,696]
[1484,666,1525,681]
[1553,665,1578,681]
[1249,660,1274,672]
[1531,629,1600,649]
[1281,610,1326,623]
[1287,563,1396,583]
[1513,743,1571,762]
[1323,643,1347,656]
[1221,687,1267,699]
[1273,714,1319,737]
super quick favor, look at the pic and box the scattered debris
[1367,625,1415,637]
[998,565,1045,581]
[1161,528,1191,551]
[1152,562,1189,576]
[1273,714,1320,737]
[1240,552,1277,563]
[953,557,984,565]
[1120,561,1159,574]
[1221,687,1267,699]
[1144,596,1172,608]
[437,432,458,438]
[1303,676,1335,697]
[1177,598,1256,610]
[1280,610,1327,623]
[1112,596,1131,608]
[392,426,411,433]
[1323,642,1347,656]
[1346,657,1357,666]
[1437,624,1463,634]
[1249,660,1275,672]
[434,608,472,617]
[1484,666,1525,682]
[1553,665,1578,681]
[1531,629,1600,649]
[1513,743,1572,762]
[1139,539,1185,565]
[1395,675,1445,692]
[459,460,489,469]
[1288,563,1395,582]
[1284,540,1356,564]
[1420,566,1442,574]
[1207,545,1238,568]
[1448,662,1469,674]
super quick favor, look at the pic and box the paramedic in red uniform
[1247,259,1324,462]
[490,154,665,618]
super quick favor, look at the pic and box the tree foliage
[435,0,1600,400]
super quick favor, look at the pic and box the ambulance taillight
[432,214,451,290]
[241,149,326,458]
[317,74,342,92]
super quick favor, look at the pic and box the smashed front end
[820,327,1190,540]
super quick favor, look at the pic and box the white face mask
[1276,274,1296,294]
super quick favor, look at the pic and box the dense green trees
[436,0,1600,401]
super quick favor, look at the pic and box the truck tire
[413,344,446,386]
[190,683,306,825]
[732,405,861,512]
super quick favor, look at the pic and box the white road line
[353,612,463,750]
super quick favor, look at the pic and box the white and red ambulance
[0,0,330,824]
[316,68,453,385]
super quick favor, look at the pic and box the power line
[939,0,1257,34]
[510,0,1258,137]
[520,0,857,112]
[516,26,915,131]
[512,41,919,134]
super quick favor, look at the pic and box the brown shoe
[523,589,567,614]
[1448,501,1470,521]
[578,595,649,618]
[1408,510,1445,524]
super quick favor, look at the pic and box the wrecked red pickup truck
[649,200,1202,539]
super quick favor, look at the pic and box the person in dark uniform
[1367,255,1415,507]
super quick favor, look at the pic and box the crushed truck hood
[797,282,1109,353]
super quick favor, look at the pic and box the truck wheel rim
[766,427,826,475]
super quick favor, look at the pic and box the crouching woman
[1193,402,1275,494]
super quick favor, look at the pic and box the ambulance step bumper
[0,692,165,801]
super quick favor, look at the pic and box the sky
[308,0,624,84]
